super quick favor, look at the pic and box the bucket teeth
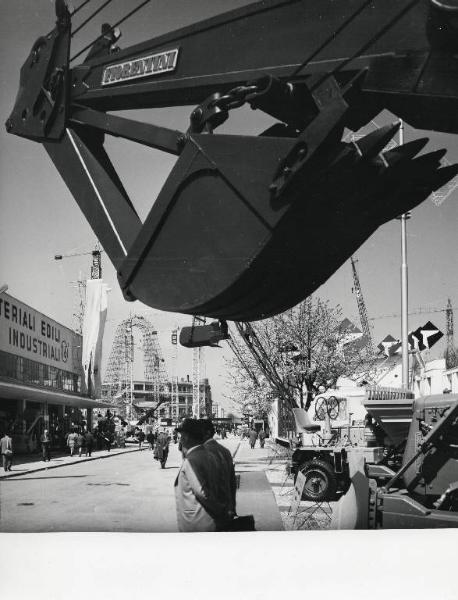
[382,138,429,166]
[353,122,400,160]
[380,148,448,191]
[430,164,458,190]
[372,157,458,223]
[412,148,447,168]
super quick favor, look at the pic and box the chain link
[211,84,259,111]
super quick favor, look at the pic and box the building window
[0,350,82,396]
[134,383,144,390]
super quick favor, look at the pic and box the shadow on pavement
[3,475,90,481]
[86,482,130,486]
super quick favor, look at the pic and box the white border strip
[66,128,128,256]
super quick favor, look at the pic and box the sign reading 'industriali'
[101,48,179,86]
[0,293,82,373]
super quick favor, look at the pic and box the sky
[1,0,458,416]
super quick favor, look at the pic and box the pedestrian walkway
[1,435,286,532]
[0,444,148,480]
[262,440,335,531]
[234,440,284,531]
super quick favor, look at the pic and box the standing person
[118,426,126,448]
[67,429,78,456]
[146,430,155,450]
[137,428,145,449]
[77,430,86,457]
[199,419,236,529]
[0,431,13,472]
[258,428,266,449]
[155,428,171,468]
[103,430,112,452]
[40,429,52,462]
[249,428,258,449]
[174,419,226,532]
[84,429,95,457]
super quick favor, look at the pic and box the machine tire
[299,459,338,502]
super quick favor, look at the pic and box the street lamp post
[400,213,410,388]
[399,121,410,389]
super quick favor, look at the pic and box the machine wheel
[299,459,338,502]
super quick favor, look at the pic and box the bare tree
[227,297,373,415]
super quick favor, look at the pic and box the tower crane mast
[54,244,103,332]
[445,298,456,369]
[350,256,374,355]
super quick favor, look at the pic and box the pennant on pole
[377,334,402,357]
[82,279,109,397]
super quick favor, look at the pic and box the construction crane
[369,306,451,320]
[445,298,457,369]
[350,256,374,355]
[54,244,103,332]
[54,245,103,279]
[226,324,260,388]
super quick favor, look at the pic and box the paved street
[0,438,289,533]
[0,443,184,532]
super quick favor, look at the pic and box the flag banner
[408,330,420,351]
[377,334,402,357]
[338,318,364,346]
[337,317,369,358]
[409,321,444,352]
[82,279,109,397]
[417,321,444,350]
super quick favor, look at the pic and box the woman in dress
[67,429,78,456]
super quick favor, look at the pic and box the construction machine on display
[289,386,416,502]
[6,0,458,527]
[6,0,458,323]
[332,393,458,529]
[286,386,458,529]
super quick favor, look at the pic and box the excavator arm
[6,0,458,320]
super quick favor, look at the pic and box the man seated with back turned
[199,419,237,528]
[174,419,228,532]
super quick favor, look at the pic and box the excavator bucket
[119,123,457,320]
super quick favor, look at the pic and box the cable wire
[70,0,151,63]
[310,0,422,92]
[291,0,373,77]
[72,0,116,37]
[70,0,93,17]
